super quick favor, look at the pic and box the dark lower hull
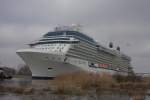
[32,76,55,80]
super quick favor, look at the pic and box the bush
[113,74,142,83]
[51,72,116,95]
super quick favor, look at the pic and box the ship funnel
[109,42,113,48]
[117,46,120,51]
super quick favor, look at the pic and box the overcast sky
[0,0,150,73]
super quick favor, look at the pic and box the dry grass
[118,82,147,90]
[143,77,150,83]
[131,95,146,100]
[50,71,150,95]
[51,71,116,95]
[1,71,150,96]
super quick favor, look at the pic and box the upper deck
[29,25,131,61]
[43,31,97,45]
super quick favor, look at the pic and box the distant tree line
[16,64,32,76]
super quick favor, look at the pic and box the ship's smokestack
[117,46,120,51]
[109,42,113,48]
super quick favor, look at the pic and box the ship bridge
[29,30,97,46]
[44,31,96,44]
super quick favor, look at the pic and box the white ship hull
[17,49,84,78]
[17,49,119,78]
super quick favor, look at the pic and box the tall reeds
[51,72,116,95]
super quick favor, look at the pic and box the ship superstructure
[17,25,132,78]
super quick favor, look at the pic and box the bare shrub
[51,71,116,95]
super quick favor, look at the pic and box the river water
[0,78,149,100]
[0,93,133,100]
[1,93,150,100]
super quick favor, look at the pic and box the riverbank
[0,72,149,100]
[49,72,150,95]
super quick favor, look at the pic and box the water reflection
[146,96,150,100]
[0,94,21,100]
[0,76,32,87]
[0,94,132,100]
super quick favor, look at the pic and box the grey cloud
[1,0,150,25]
[0,0,150,72]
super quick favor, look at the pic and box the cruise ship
[17,25,133,78]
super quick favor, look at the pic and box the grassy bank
[0,71,150,99]
[51,72,115,95]
[50,72,150,96]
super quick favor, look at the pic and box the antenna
[54,24,82,32]
[71,24,82,32]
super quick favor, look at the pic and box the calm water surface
[0,93,132,100]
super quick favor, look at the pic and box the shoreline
[0,72,150,100]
